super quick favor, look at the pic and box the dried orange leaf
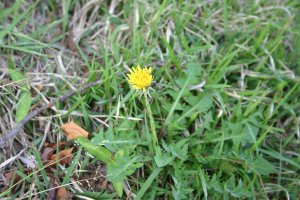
[2,170,22,193]
[41,147,55,162]
[61,122,88,140]
[49,148,74,165]
[56,186,69,200]
[44,142,66,149]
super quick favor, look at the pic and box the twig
[0,80,102,147]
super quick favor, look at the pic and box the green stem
[143,90,159,150]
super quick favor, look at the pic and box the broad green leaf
[165,75,191,125]
[199,169,208,200]
[75,137,113,163]
[242,122,259,144]
[154,147,174,167]
[75,137,124,197]
[16,92,31,123]
[75,191,117,199]
[8,68,26,83]
[171,163,194,199]
[162,139,189,161]
[7,58,32,123]
[219,160,237,174]
[135,167,162,200]
[107,150,143,182]
[251,156,276,175]
[225,176,252,198]
[7,58,30,91]
[208,174,223,193]
[112,182,124,198]
[177,91,213,123]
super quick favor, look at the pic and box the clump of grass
[0,0,300,199]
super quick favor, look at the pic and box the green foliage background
[0,0,299,199]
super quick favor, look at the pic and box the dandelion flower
[127,65,154,91]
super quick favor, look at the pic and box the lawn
[0,0,299,199]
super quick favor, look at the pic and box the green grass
[0,0,300,199]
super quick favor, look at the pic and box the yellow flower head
[127,65,154,90]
